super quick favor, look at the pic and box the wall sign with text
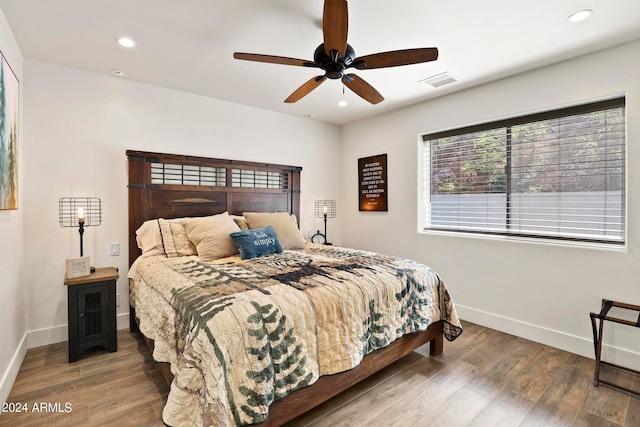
[358,154,388,211]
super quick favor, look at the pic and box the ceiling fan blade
[234,52,318,68]
[285,76,328,103]
[353,48,438,70]
[342,74,384,104]
[323,0,348,57]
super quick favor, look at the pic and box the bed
[126,150,462,426]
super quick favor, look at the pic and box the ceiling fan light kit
[234,0,438,105]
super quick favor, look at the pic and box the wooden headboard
[127,150,302,266]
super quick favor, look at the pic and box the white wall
[0,8,24,405]
[22,59,342,346]
[341,40,640,370]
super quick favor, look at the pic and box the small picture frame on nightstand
[65,257,91,279]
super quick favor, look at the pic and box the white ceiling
[1,0,639,125]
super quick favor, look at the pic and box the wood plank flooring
[1,321,638,426]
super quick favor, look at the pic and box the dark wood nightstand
[65,267,119,363]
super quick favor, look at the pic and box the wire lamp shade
[59,197,102,227]
[59,197,102,259]
[313,200,336,245]
[314,200,336,218]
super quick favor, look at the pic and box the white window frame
[418,98,626,247]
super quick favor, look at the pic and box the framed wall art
[0,50,19,210]
[358,154,388,211]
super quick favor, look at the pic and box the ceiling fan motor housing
[314,43,356,79]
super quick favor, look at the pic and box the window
[420,98,625,245]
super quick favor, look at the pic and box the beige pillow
[181,212,241,261]
[158,219,197,257]
[135,219,165,257]
[231,215,249,231]
[243,212,306,250]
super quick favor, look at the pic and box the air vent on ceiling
[420,72,457,88]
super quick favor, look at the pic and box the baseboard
[26,312,131,349]
[0,333,27,405]
[456,304,640,372]
[116,312,130,331]
[27,324,68,349]
[3,313,132,404]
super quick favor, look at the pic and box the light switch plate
[110,242,120,256]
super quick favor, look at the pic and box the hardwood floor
[1,321,638,426]
[0,328,169,426]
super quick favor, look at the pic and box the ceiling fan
[233,0,438,105]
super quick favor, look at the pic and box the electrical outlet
[116,293,120,307]
[307,230,313,239]
[109,242,120,256]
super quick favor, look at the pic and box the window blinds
[422,98,625,244]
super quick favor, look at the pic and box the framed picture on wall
[358,154,388,211]
[0,49,19,210]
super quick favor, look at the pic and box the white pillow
[135,218,198,258]
[135,219,164,257]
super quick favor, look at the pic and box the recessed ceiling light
[338,100,348,107]
[116,37,136,48]
[568,9,593,23]
[109,69,125,76]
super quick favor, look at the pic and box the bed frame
[127,150,444,426]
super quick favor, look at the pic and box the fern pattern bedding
[129,244,462,427]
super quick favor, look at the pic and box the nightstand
[65,267,119,363]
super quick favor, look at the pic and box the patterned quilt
[129,244,462,427]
